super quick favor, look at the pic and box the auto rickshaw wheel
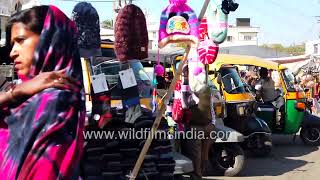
[249,134,272,157]
[209,143,245,177]
[300,126,320,146]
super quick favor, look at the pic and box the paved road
[204,134,320,180]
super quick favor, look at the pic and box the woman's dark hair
[6,5,49,46]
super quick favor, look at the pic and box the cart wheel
[209,143,245,177]
[300,126,320,146]
[173,174,184,180]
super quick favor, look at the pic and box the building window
[227,36,233,42]
[314,44,318,54]
[148,40,153,49]
[244,35,252,41]
[15,2,22,12]
[220,49,230,54]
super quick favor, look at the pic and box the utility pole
[112,0,136,27]
[315,16,320,39]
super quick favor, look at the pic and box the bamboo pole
[199,0,210,84]
[198,0,210,22]
[128,1,210,179]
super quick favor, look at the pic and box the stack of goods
[82,108,175,180]
[79,3,175,180]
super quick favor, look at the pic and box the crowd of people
[240,66,320,115]
[239,67,278,103]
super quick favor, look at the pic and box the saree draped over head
[0,5,85,179]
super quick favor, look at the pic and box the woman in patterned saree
[0,5,85,179]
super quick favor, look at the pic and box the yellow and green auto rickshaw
[209,55,272,157]
[214,54,320,146]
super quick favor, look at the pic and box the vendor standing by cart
[178,63,215,180]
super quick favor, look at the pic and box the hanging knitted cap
[72,2,101,58]
[199,17,208,41]
[158,0,199,48]
[197,18,219,65]
[114,4,149,61]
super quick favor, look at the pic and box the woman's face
[10,22,40,76]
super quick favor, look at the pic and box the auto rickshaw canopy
[210,54,287,71]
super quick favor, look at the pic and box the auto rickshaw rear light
[295,102,306,111]
[236,103,248,116]
[215,105,222,115]
[213,101,226,119]
[238,106,245,116]
[297,92,306,99]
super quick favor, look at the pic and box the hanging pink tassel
[193,67,203,76]
[169,0,187,6]
[155,48,165,76]
[155,64,165,76]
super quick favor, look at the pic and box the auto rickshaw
[209,55,272,157]
[214,54,320,146]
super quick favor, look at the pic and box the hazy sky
[43,0,320,46]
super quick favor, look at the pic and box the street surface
[204,134,320,180]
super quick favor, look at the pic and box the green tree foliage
[261,43,305,56]
[174,42,188,49]
[286,44,305,56]
[102,19,114,29]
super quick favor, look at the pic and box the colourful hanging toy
[196,0,238,65]
[206,0,238,44]
[158,0,199,48]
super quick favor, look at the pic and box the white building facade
[0,0,40,45]
[147,20,159,50]
[0,0,15,45]
[146,17,260,50]
[305,40,320,55]
[221,18,259,47]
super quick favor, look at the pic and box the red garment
[313,84,319,99]
[172,80,192,130]
[172,80,183,122]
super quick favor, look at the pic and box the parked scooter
[165,88,245,178]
